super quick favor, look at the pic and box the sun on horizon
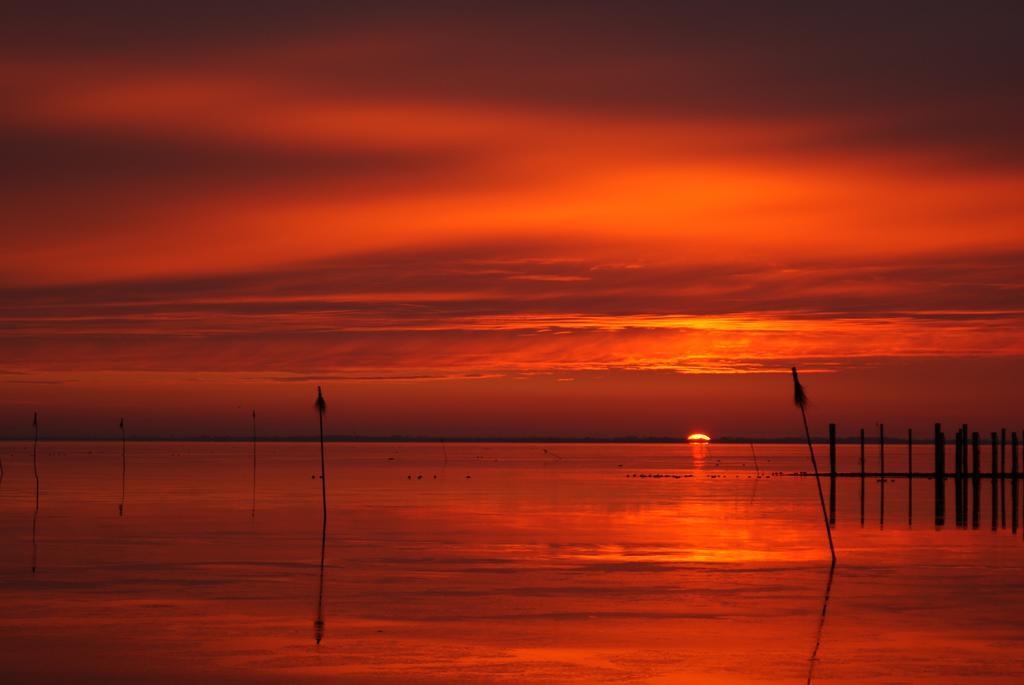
[687,433,711,443]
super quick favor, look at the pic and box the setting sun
[687,433,712,443]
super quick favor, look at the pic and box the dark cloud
[0,125,482,198]
[1,242,1022,374]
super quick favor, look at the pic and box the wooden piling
[829,423,837,477]
[992,432,999,476]
[1007,430,1015,479]
[935,428,945,527]
[959,429,966,476]
[829,473,836,526]
[880,423,885,477]
[954,433,962,526]
[1001,429,1007,475]
[972,432,980,477]
[860,428,865,478]
[907,428,913,476]
[972,473,980,529]
[950,430,958,479]
[961,430,968,478]
[908,432,913,528]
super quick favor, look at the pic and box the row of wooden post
[825,423,1021,478]
[827,424,1023,532]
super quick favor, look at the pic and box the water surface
[1,441,1022,683]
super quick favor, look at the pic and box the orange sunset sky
[2,2,1023,438]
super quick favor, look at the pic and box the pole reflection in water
[879,477,885,529]
[859,474,865,527]
[908,476,913,528]
[829,476,836,526]
[907,429,913,527]
[314,517,326,645]
[991,476,998,532]
[32,411,39,574]
[31,493,38,575]
[972,474,981,530]
[954,433,962,528]
[806,565,836,685]
[1007,475,1015,532]
[119,418,126,517]
[1000,478,1007,530]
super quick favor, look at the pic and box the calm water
[1,441,1023,683]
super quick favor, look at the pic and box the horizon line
[0,434,957,444]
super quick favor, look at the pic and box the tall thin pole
[907,428,913,527]
[251,410,257,519]
[1002,429,1007,475]
[314,388,328,644]
[879,423,885,477]
[33,412,39,504]
[859,429,865,477]
[791,368,836,566]
[119,418,126,517]
[316,387,327,527]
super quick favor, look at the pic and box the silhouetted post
[119,417,126,517]
[991,466,998,531]
[315,387,327,527]
[790,368,836,566]
[972,432,981,477]
[972,465,980,529]
[954,431,963,526]
[961,429,966,477]
[829,424,836,477]
[880,471,886,529]
[829,473,836,526]
[1012,433,1019,480]
[934,428,945,527]
[1013,472,1020,534]
[33,412,39,503]
[990,433,999,530]
[959,430,966,477]
[859,428,865,477]
[953,426,959,476]
[907,428,913,526]
[859,469,865,527]
[879,424,885,477]
[907,428,913,475]
[251,409,257,519]
[992,432,999,476]
[1001,430,1007,528]
[1001,429,1007,476]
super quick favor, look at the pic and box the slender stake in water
[119,417,126,517]
[791,368,837,566]
[33,412,39,503]
[251,410,257,519]
[315,386,327,526]
[32,412,39,574]
[313,387,328,644]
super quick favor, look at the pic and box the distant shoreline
[0,435,943,444]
